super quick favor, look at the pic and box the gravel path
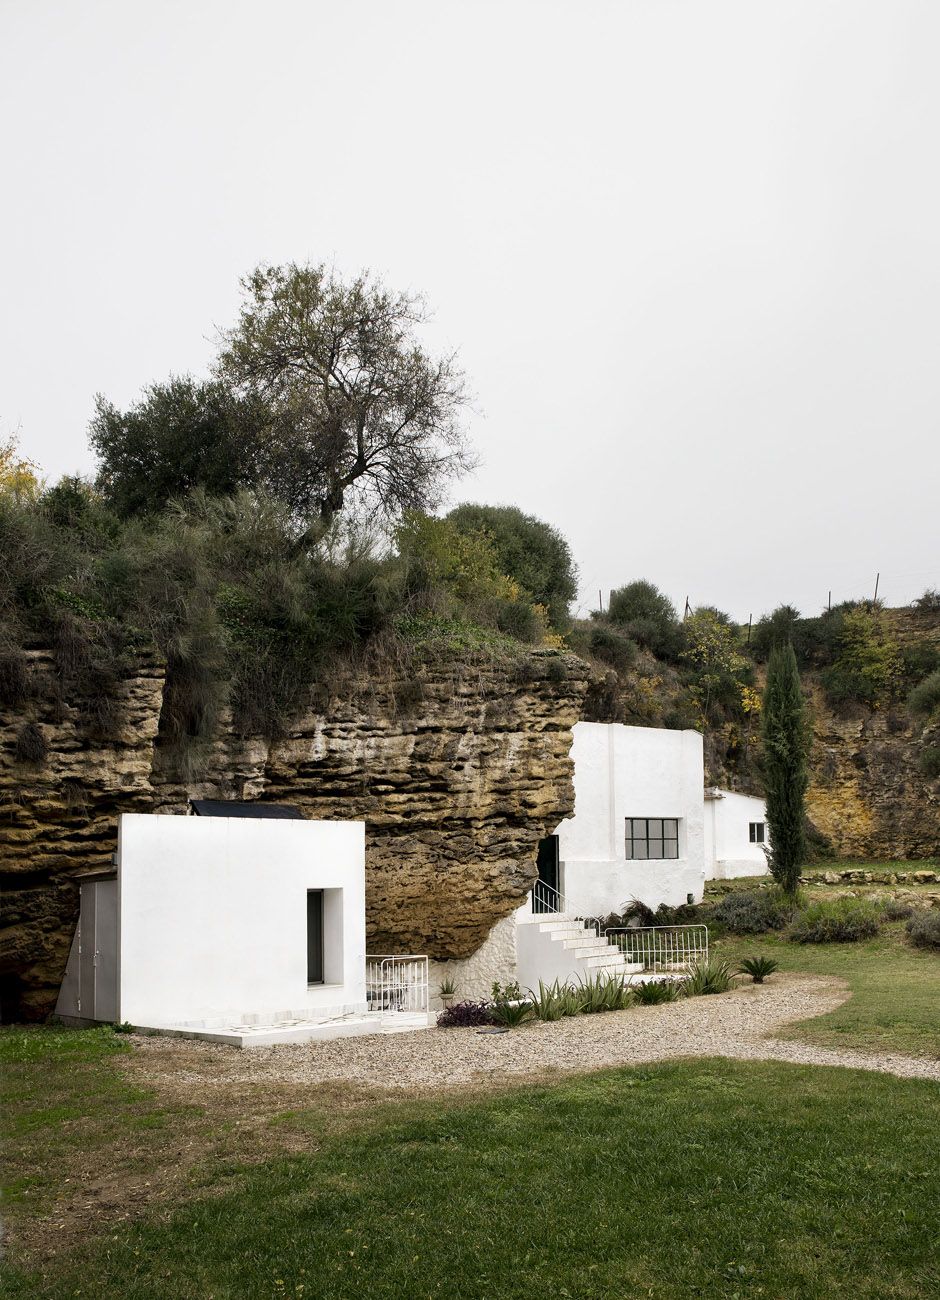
[129,973,940,1094]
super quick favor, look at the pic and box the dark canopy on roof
[189,800,305,820]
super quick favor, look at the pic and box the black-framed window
[749,822,765,844]
[306,890,324,984]
[625,818,679,860]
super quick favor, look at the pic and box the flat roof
[189,800,305,820]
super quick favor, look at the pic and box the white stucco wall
[428,914,518,1009]
[116,813,366,1027]
[555,722,706,913]
[705,790,770,879]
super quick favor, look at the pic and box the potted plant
[439,977,457,1009]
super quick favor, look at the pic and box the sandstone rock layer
[1,649,589,1019]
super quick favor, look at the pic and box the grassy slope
[715,926,940,1059]
[2,1053,938,1300]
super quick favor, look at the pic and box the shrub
[0,648,30,708]
[919,747,940,779]
[750,605,801,662]
[584,623,638,673]
[909,670,940,720]
[436,1000,493,1029]
[900,643,940,685]
[712,889,792,934]
[605,580,684,660]
[633,979,682,1004]
[822,608,902,711]
[737,956,779,984]
[790,898,882,944]
[682,958,735,996]
[882,900,915,922]
[445,503,578,632]
[14,721,47,764]
[489,981,534,1027]
[905,910,940,949]
[490,999,534,1028]
[912,588,940,612]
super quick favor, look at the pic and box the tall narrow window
[306,890,324,984]
[625,818,679,860]
[749,822,765,844]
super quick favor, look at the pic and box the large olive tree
[217,263,474,532]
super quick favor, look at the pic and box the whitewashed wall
[117,813,366,1027]
[555,722,706,913]
[428,913,518,1009]
[705,790,770,879]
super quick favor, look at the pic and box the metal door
[78,880,119,1021]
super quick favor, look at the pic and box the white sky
[2,0,938,620]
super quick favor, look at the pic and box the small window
[307,890,324,984]
[626,818,679,860]
[749,822,765,844]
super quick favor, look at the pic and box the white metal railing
[531,880,603,935]
[365,955,429,1014]
[604,925,708,974]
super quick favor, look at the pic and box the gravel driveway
[128,973,940,1093]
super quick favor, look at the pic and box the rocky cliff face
[1,647,589,1020]
[807,688,940,861]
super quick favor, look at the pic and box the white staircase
[516,912,644,989]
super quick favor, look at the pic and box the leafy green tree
[761,642,809,895]
[606,580,683,660]
[821,607,902,710]
[217,263,473,531]
[681,607,750,722]
[0,434,42,500]
[751,604,800,660]
[90,377,267,517]
[445,503,577,630]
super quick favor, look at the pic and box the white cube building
[546,721,707,916]
[704,788,770,879]
[56,808,368,1042]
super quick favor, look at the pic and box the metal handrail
[603,924,708,974]
[531,879,603,936]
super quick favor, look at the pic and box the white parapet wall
[704,789,770,879]
[116,812,367,1028]
[556,721,706,914]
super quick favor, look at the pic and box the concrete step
[558,935,613,953]
[581,952,628,969]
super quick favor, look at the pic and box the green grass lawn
[2,1050,938,1300]
[713,921,940,1059]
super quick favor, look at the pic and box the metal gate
[365,955,429,1015]
[604,924,708,974]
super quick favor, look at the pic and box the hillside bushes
[789,898,882,943]
[0,482,560,768]
[712,889,792,934]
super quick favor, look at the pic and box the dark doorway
[534,835,560,913]
[306,890,324,984]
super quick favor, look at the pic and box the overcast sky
[2,0,938,620]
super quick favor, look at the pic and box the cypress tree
[761,642,809,895]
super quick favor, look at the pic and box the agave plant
[737,956,779,984]
[529,979,565,1021]
[682,957,736,997]
[489,980,534,1027]
[633,978,682,1005]
[575,972,632,1014]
